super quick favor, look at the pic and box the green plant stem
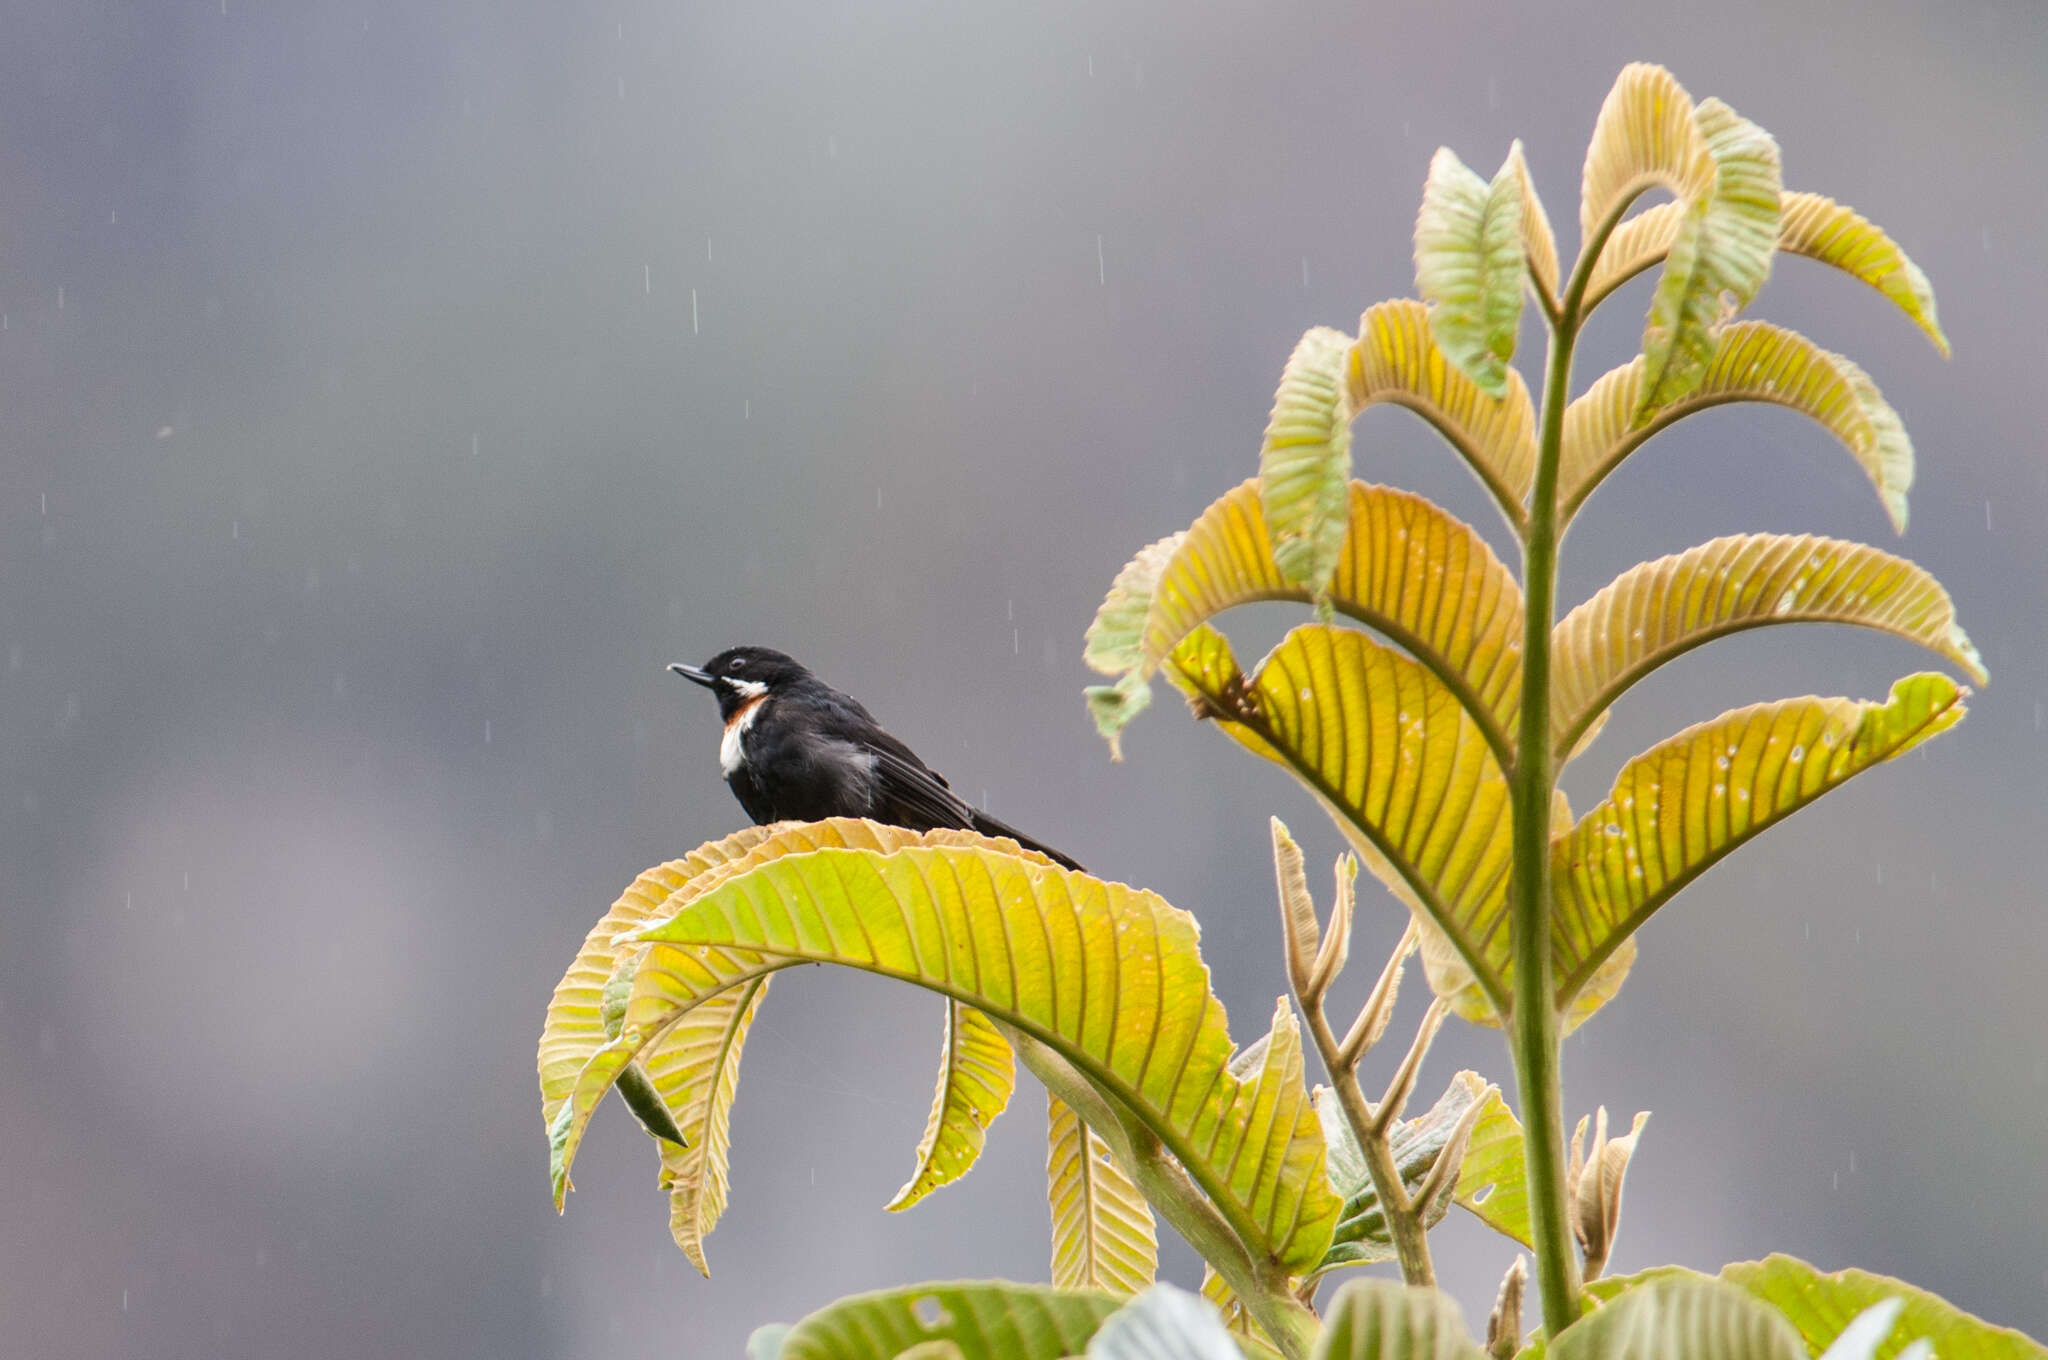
[1000,1024,1323,1360]
[1301,1004,1435,1287]
[1510,315,1586,1336]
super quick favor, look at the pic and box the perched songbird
[670,645,1083,871]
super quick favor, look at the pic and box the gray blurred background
[3,1,2043,1356]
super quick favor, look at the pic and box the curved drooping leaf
[1552,532,1985,752]
[1553,1277,1806,1360]
[1347,299,1538,530]
[1583,201,1689,313]
[1551,675,1967,1003]
[886,999,1016,1212]
[1556,321,1916,530]
[1505,139,1561,314]
[1261,327,1357,593]
[655,973,770,1273]
[1313,1278,1488,1360]
[1635,99,1781,418]
[1168,623,1514,1013]
[1084,534,1186,755]
[1086,1284,1249,1360]
[770,1280,1123,1360]
[1777,193,1949,355]
[1316,1073,1490,1273]
[1138,480,1523,750]
[1453,1083,1532,1248]
[1415,147,1525,397]
[1721,1255,2048,1360]
[1047,1092,1158,1295]
[1578,64,1714,247]
[588,826,1341,1275]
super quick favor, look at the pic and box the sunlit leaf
[1313,1278,1488,1360]
[1578,63,1714,246]
[1453,1084,1532,1248]
[1415,147,1525,397]
[653,974,769,1272]
[1347,299,1538,530]
[1552,675,1967,1004]
[1553,1277,1806,1360]
[1722,1255,2048,1360]
[1316,1073,1489,1273]
[1085,1284,1247,1360]
[772,1280,1123,1360]
[1047,1092,1158,1295]
[1168,623,1514,1013]
[1552,532,1983,752]
[1083,534,1186,756]
[886,999,1017,1212]
[1505,140,1560,313]
[1778,193,1949,356]
[580,824,1341,1275]
[1139,479,1523,748]
[1557,321,1916,530]
[1636,99,1781,417]
[1261,327,1357,593]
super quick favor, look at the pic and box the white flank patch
[721,697,766,775]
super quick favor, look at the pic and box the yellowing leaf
[1552,675,1968,1004]
[1578,63,1715,245]
[1347,299,1538,531]
[1636,99,1781,417]
[1047,1092,1158,1295]
[1552,532,1985,753]
[1778,192,1949,356]
[886,1000,1017,1212]
[1505,139,1561,314]
[656,974,770,1273]
[587,826,1340,1275]
[1168,623,1514,1012]
[1583,200,1688,313]
[1415,147,1526,397]
[1260,327,1356,593]
[1138,480,1523,750]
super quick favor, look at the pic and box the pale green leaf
[1347,299,1538,531]
[1086,1284,1246,1360]
[1778,193,1948,355]
[1553,531,1985,753]
[1415,147,1525,397]
[1636,99,1781,417]
[1167,623,1514,1013]
[588,824,1341,1275]
[1557,321,1916,531]
[748,1323,794,1360]
[773,1281,1123,1360]
[1139,479,1523,752]
[1817,1300,1910,1360]
[1315,1073,1490,1273]
[1313,1278,1488,1360]
[1453,1083,1532,1248]
[1047,1092,1157,1295]
[1082,534,1185,756]
[1553,1277,1805,1360]
[1552,676,1968,1004]
[886,1000,1017,1212]
[1722,1255,2048,1360]
[1261,326,1357,593]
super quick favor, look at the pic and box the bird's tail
[967,810,1084,873]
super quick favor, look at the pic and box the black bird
[669,645,1083,871]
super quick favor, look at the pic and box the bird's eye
[727,658,746,672]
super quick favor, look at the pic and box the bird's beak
[668,663,716,688]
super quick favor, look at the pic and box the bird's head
[669,645,809,720]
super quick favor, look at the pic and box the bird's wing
[865,743,980,832]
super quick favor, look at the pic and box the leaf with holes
[1415,146,1526,397]
[886,999,1016,1212]
[1137,479,1523,750]
[1453,1082,1532,1248]
[1636,99,1781,418]
[1347,299,1538,531]
[1552,675,1967,1007]
[570,824,1341,1276]
[1558,322,1916,531]
[1167,623,1514,1014]
[1047,1092,1157,1295]
[1260,326,1356,594]
[1552,532,1983,754]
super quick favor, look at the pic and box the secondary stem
[1511,315,1585,1335]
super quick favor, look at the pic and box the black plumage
[669,646,1083,872]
